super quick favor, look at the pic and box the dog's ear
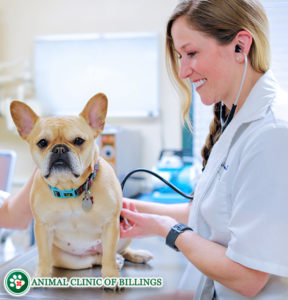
[10,101,39,140]
[80,93,108,136]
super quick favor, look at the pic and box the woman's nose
[178,59,192,79]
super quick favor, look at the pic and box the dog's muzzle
[45,144,72,177]
[43,144,81,179]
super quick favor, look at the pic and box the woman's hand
[120,200,178,239]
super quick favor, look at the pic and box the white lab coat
[179,70,288,299]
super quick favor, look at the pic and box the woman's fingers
[122,201,127,209]
[129,201,137,212]
[120,220,134,234]
[122,199,137,212]
[120,208,144,238]
[120,226,135,238]
[121,208,140,225]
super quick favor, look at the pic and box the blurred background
[0,0,287,262]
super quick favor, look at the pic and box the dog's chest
[42,206,107,228]
[33,195,110,232]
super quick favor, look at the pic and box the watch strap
[166,223,193,251]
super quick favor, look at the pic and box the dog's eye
[73,137,85,146]
[37,139,48,149]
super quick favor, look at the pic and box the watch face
[173,223,185,233]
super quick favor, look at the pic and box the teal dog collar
[48,162,99,198]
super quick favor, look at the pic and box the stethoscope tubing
[220,51,248,132]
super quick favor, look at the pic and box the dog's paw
[131,249,154,263]
[103,285,124,293]
[123,248,154,264]
[116,254,125,270]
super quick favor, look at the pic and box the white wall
[0,0,182,188]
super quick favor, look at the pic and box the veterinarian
[120,0,288,299]
[0,170,34,229]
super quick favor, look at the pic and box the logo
[4,269,31,297]
[221,162,229,170]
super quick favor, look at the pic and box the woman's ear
[234,30,253,62]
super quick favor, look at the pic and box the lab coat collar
[207,69,277,167]
[191,70,278,234]
[226,69,277,129]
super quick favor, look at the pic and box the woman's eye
[177,52,196,60]
[73,137,85,146]
[37,139,48,149]
[187,51,196,57]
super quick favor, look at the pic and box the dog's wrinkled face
[29,116,95,183]
[10,93,108,186]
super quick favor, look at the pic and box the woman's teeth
[194,79,207,89]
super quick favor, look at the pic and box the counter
[0,236,187,299]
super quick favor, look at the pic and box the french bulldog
[10,93,152,279]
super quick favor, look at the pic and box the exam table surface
[0,236,186,299]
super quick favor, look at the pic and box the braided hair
[201,103,229,168]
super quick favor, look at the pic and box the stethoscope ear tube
[221,104,237,133]
[220,51,248,133]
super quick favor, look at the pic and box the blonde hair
[166,0,270,167]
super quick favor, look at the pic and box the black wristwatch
[166,223,193,251]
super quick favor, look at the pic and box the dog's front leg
[101,219,121,278]
[34,219,54,277]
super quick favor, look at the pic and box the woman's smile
[193,78,207,90]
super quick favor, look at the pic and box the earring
[236,56,241,62]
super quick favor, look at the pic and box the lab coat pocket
[200,179,231,245]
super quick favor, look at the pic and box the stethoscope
[220,45,248,132]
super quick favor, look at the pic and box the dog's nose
[52,144,69,154]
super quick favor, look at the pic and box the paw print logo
[10,274,25,289]
[4,269,31,296]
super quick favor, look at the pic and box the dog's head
[10,93,107,187]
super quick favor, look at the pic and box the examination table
[0,236,186,299]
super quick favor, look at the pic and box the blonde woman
[121,0,288,299]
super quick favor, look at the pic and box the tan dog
[10,93,152,279]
